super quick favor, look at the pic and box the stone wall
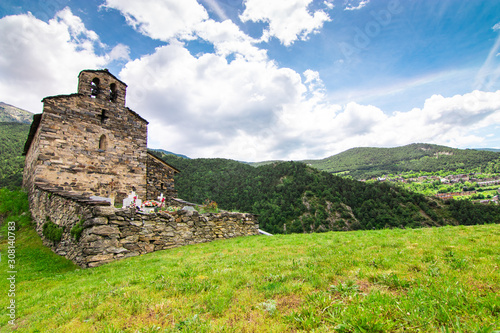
[77,69,127,107]
[146,153,179,202]
[22,114,43,196]
[29,186,259,268]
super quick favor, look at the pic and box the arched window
[109,83,117,102]
[90,78,100,97]
[98,135,107,151]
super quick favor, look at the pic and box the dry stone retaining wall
[30,186,259,268]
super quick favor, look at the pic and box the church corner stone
[22,69,259,268]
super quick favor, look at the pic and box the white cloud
[274,89,500,160]
[119,42,305,160]
[194,19,266,61]
[2,2,499,162]
[344,0,370,11]
[324,1,335,10]
[475,34,500,90]
[200,0,229,21]
[106,44,131,62]
[102,0,208,41]
[104,0,265,62]
[493,22,500,32]
[119,34,500,161]
[0,8,118,112]
[240,0,331,46]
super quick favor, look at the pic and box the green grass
[0,188,31,236]
[1,221,499,332]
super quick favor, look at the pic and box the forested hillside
[302,143,500,179]
[152,151,500,234]
[0,122,30,188]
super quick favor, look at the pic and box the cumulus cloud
[118,36,500,161]
[102,0,208,41]
[119,42,304,160]
[195,19,267,61]
[240,0,331,46]
[279,90,500,159]
[3,2,499,162]
[0,8,122,112]
[106,43,131,62]
[103,0,500,161]
[104,0,265,62]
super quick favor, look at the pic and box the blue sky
[1,0,499,161]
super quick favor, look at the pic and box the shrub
[70,217,84,241]
[42,218,63,242]
[198,199,219,213]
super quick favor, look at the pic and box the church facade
[23,69,178,205]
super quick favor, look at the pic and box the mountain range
[1,101,500,186]
[152,151,500,234]
[301,143,500,179]
[1,102,499,233]
[149,148,191,159]
[0,102,33,123]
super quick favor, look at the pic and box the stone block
[120,235,139,243]
[87,253,114,262]
[123,243,141,251]
[83,216,108,227]
[144,244,154,252]
[130,220,143,227]
[79,233,101,243]
[109,218,128,226]
[107,247,129,254]
[88,225,120,237]
[121,251,140,259]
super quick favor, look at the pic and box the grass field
[0,222,499,332]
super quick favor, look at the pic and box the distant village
[362,173,500,204]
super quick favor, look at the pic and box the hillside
[302,143,500,179]
[149,148,190,159]
[0,102,33,124]
[152,151,500,235]
[0,122,30,188]
[0,191,498,332]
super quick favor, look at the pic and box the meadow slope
[1,222,499,332]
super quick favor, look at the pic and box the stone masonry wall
[30,186,259,268]
[146,152,178,202]
[22,115,43,196]
[78,70,127,107]
[31,92,148,203]
[23,70,149,205]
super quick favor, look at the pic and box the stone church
[23,69,179,205]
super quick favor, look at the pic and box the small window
[99,135,107,150]
[109,83,118,102]
[91,78,100,97]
